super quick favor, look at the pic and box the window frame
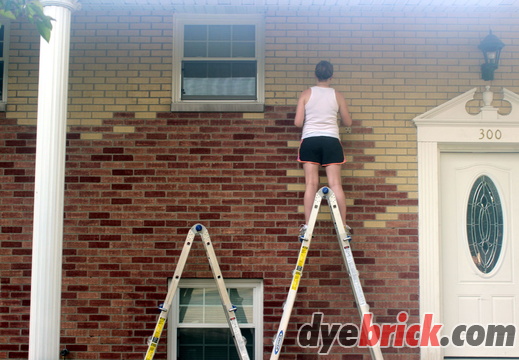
[172,13,265,113]
[0,23,10,111]
[167,278,264,360]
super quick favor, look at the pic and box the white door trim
[413,86,519,360]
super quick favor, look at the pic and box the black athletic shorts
[297,136,345,166]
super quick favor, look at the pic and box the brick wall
[1,6,518,360]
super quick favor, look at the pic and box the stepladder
[271,187,384,360]
[144,224,250,360]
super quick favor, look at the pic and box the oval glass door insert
[466,175,504,274]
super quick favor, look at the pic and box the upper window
[167,279,263,360]
[172,14,264,112]
[0,24,9,111]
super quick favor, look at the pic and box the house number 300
[479,129,502,140]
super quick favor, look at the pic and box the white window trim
[167,278,264,360]
[171,13,265,113]
[0,23,10,112]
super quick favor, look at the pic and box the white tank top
[302,86,339,140]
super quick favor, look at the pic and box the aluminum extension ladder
[270,187,384,360]
[144,224,250,360]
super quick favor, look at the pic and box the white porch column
[29,1,80,359]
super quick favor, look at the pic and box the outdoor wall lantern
[478,30,505,81]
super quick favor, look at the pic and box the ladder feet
[344,224,353,242]
[298,224,308,242]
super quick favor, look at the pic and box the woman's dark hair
[315,60,334,81]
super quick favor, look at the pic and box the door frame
[413,87,519,360]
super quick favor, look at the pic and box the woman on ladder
[294,60,353,241]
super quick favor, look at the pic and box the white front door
[440,152,518,358]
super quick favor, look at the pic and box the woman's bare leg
[303,163,320,224]
[325,164,347,225]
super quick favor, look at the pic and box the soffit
[75,0,519,12]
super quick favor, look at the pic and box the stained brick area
[0,108,418,359]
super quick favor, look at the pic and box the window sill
[171,102,264,113]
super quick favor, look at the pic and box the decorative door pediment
[414,86,519,145]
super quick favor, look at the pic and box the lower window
[167,279,263,360]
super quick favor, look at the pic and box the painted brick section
[2,5,519,360]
